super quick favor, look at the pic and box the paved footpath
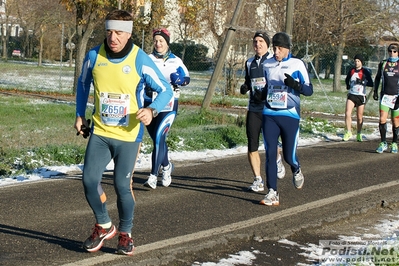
[1,139,399,266]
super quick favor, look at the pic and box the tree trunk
[181,41,186,62]
[1,24,9,60]
[67,30,76,68]
[2,36,7,59]
[23,30,29,58]
[333,40,345,92]
[325,64,331,79]
[72,25,93,94]
[68,48,73,68]
[314,55,319,76]
[38,33,44,66]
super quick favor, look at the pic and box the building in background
[0,0,22,38]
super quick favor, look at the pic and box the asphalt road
[1,139,399,266]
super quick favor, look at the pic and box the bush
[169,42,212,71]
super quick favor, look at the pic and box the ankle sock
[99,222,112,229]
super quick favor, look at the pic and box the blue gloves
[170,66,185,86]
[170,72,183,85]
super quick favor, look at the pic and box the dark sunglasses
[389,50,398,53]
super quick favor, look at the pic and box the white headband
[105,20,133,33]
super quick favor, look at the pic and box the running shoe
[116,233,134,256]
[376,141,388,153]
[161,163,174,187]
[293,168,304,189]
[144,174,157,189]
[260,188,279,206]
[391,143,398,154]
[356,133,362,142]
[83,224,116,252]
[277,155,285,179]
[248,177,264,192]
[342,131,352,141]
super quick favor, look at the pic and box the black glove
[346,85,350,90]
[355,78,363,85]
[284,73,301,91]
[77,119,91,139]
[373,91,378,101]
[240,84,249,94]
[253,88,266,103]
[144,86,153,98]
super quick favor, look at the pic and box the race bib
[381,94,398,109]
[267,85,288,109]
[349,84,364,95]
[152,92,174,112]
[251,77,266,91]
[100,92,130,126]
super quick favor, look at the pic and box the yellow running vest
[92,44,142,141]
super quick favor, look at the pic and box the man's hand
[137,108,154,126]
[373,91,378,101]
[284,73,301,91]
[240,84,249,94]
[145,86,153,98]
[75,117,91,138]
[253,89,266,103]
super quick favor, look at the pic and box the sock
[393,126,399,143]
[99,221,112,229]
[379,123,387,142]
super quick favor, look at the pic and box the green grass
[0,70,381,177]
[0,95,249,176]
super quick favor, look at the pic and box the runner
[240,31,285,193]
[260,32,313,206]
[74,10,173,255]
[342,54,373,142]
[373,43,399,154]
[143,28,190,189]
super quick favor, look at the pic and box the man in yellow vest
[74,9,173,256]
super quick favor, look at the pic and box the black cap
[272,32,291,49]
[253,31,270,47]
[354,54,364,65]
[388,43,399,51]
[153,28,170,45]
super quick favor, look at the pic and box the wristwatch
[149,107,158,118]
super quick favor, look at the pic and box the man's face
[106,30,131,53]
[354,59,362,69]
[273,46,289,62]
[253,36,268,56]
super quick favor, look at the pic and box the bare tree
[15,0,36,58]
[60,0,115,94]
[293,0,396,92]
[171,0,206,61]
[0,0,17,59]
